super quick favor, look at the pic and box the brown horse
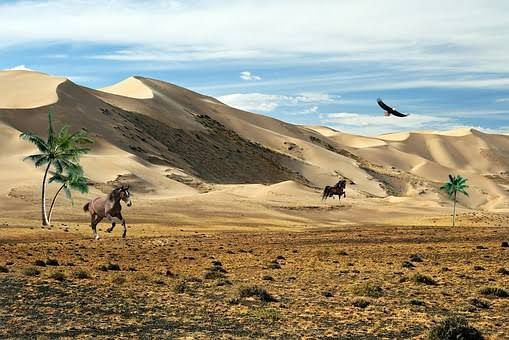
[83,185,132,239]
[322,180,347,201]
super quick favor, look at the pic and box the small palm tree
[440,174,469,227]
[20,111,92,225]
[47,164,90,224]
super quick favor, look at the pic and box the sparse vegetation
[249,307,280,323]
[321,290,334,297]
[215,278,232,286]
[111,275,126,285]
[469,298,490,309]
[239,285,277,302]
[23,266,41,277]
[34,259,46,267]
[174,279,189,294]
[107,263,121,271]
[46,258,59,266]
[409,254,423,262]
[1,225,509,338]
[350,282,384,297]
[427,315,483,340]
[412,273,437,285]
[352,298,371,308]
[479,287,509,298]
[49,271,66,281]
[410,299,425,306]
[204,270,225,279]
[497,268,509,275]
[402,261,416,268]
[73,270,90,279]
[267,261,281,269]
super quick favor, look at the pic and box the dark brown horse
[83,185,132,239]
[322,180,347,201]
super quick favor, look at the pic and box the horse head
[119,185,132,207]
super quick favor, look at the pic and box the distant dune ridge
[1,69,509,221]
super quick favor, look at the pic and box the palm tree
[440,174,469,227]
[20,111,92,225]
[47,164,90,224]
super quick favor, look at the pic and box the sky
[1,0,509,135]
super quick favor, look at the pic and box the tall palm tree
[20,111,92,225]
[440,174,469,227]
[47,164,90,224]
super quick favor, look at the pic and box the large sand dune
[1,69,509,228]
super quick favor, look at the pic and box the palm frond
[19,132,49,153]
[441,174,469,201]
[63,185,73,202]
[49,172,66,184]
[23,154,50,167]
[53,159,65,173]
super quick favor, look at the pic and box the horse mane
[108,187,120,201]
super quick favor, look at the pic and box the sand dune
[0,70,66,109]
[1,71,509,227]
[100,76,154,99]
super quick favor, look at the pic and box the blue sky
[1,0,509,135]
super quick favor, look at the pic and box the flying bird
[377,98,408,117]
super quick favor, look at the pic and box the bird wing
[377,98,393,112]
[390,110,409,117]
[377,98,408,117]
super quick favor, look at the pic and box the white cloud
[4,64,33,71]
[218,93,281,113]
[0,0,507,74]
[285,106,320,116]
[240,71,261,81]
[496,98,509,103]
[218,92,338,113]
[346,78,509,92]
[323,112,454,136]
[304,106,319,114]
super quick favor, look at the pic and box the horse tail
[322,186,329,200]
[83,202,90,213]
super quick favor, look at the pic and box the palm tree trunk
[452,192,457,227]
[47,184,65,225]
[41,162,52,226]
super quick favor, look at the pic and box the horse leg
[117,213,127,239]
[91,215,102,240]
[106,213,125,237]
[122,219,127,239]
[106,213,121,226]
[106,222,116,233]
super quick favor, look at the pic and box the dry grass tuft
[239,285,277,302]
[351,282,384,297]
[427,315,484,340]
[479,287,509,298]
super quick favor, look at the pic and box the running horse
[83,185,132,239]
[322,179,347,201]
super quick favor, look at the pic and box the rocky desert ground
[1,70,509,338]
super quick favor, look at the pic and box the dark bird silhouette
[377,98,408,117]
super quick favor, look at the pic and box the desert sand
[0,70,508,338]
